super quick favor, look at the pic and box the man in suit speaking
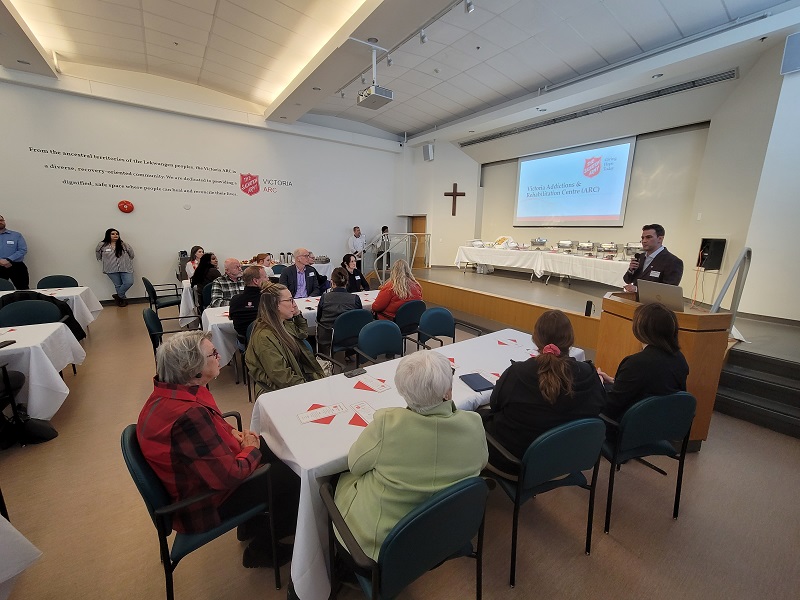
[623,224,683,293]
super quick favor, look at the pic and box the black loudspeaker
[780,32,800,75]
[697,238,726,271]
[423,143,434,161]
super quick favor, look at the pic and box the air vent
[460,69,737,148]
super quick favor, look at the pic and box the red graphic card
[306,403,335,425]
[349,413,369,427]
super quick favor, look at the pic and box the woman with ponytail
[482,309,606,476]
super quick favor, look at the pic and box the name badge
[355,275,361,280]
[307,272,315,278]
[105,248,113,252]
[650,270,661,277]
[6,241,13,245]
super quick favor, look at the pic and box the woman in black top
[483,310,606,475]
[597,302,689,421]
[190,252,221,289]
[316,267,363,351]
[341,253,369,292]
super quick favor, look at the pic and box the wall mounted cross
[444,183,465,216]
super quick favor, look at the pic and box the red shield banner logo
[240,173,260,196]
[583,157,601,178]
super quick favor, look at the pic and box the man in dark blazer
[279,247,321,297]
[623,224,683,292]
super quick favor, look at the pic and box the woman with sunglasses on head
[95,228,135,306]
[245,282,325,394]
[482,309,606,477]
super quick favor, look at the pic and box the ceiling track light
[465,0,474,14]
[420,29,427,44]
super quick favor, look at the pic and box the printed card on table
[496,337,521,347]
[447,357,459,369]
[353,375,390,393]
[297,403,347,424]
[349,402,376,427]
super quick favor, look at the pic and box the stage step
[716,349,800,439]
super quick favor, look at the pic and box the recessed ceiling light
[652,73,663,79]
[17,60,30,65]
[469,130,475,133]
[295,103,301,106]
[280,116,286,119]
[536,107,546,112]
[367,37,378,43]
[312,87,321,91]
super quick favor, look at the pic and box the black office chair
[121,419,281,599]
[142,308,185,359]
[485,418,606,587]
[0,364,58,447]
[0,279,14,291]
[320,477,493,600]
[601,392,697,533]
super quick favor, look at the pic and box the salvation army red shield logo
[583,157,602,178]
[240,173,260,196]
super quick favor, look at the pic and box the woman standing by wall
[95,228,134,306]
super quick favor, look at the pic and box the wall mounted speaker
[423,143,434,161]
[780,32,800,75]
[697,238,726,271]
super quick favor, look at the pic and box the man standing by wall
[623,224,683,292]
[0,215,29,289]
[348,226,366,271]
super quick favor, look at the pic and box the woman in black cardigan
[341,253,370,293]
[597,302,689,421]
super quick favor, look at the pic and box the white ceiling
[1,0,798,139]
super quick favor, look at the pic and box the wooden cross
[444,183,465,216]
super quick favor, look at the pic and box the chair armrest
[222,411,243,431]
[319,482,376,573]
[599,413,620,429]
[315,352,347,373]
[484,432,522,468]
[416,328,444,347]
[152,282,180,296]
[403,334,431,350]
[454,321,483,337]
[354,347,376,366]
[155,463,271,518]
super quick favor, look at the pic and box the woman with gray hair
[333,351,488,560]
[136,330,296,568]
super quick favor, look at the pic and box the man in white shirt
[348,226,366,271]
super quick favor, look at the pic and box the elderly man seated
[278,247,321,298]
[229,266,264,337]
[210,258,244,307]
[333,351,488,560]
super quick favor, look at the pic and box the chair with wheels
[316,309,374,373]
[418,307,483,347]
[601,392,697,534]
[142,308,185,359]
[36,275,79,288]
[121,420,281,599]
[0,279,14,291]
[485,418,606,587]
[142,277,181,317]
[320,476,493,600]
[392,300,426,350]
[354,321,403,367]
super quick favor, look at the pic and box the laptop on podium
[637,279,685,312]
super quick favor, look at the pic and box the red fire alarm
[118,200,134,213]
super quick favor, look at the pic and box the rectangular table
[250,328,583,600]
[0,323,87,420]
[454,246,630,287]
[0,287,103,331]
[202,290,379,367]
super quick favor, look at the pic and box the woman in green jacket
[245,282,324,395]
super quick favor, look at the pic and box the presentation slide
[513,137,636,227]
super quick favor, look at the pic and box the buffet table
[454,246,630,286]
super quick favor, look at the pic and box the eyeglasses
[280,298,296,304]
[297,253,310,258]
[207,349,220,359]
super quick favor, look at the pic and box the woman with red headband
[482,309,606,476]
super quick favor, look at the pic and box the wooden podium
[594,292,733,446]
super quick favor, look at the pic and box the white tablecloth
[454,246,630,286]
[250,328,584,600]
[0,517,41,600]
[0,287,103,330]
[202,290,379,367]
[0,323,87,420]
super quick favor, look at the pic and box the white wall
[0,82,403,300]
[740,67,800,320]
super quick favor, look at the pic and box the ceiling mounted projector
[357,85,393,109]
